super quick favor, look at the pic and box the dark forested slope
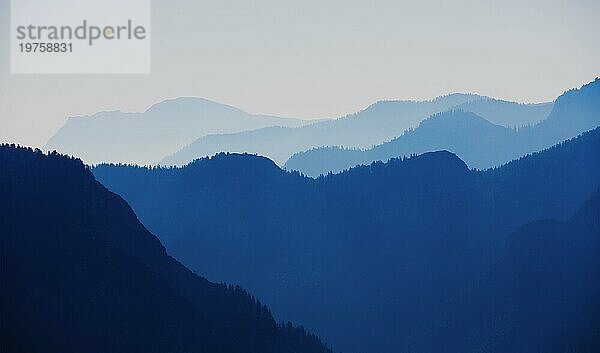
[0,145,332,353]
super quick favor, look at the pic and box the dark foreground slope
[94,128,600,353]
[286,78,599,176]
[0,145,331,353]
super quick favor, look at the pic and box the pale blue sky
[1,0,599,146]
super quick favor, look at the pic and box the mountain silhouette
[44,97,312,165]
[453,98,552,128]
[0,145,332,353]
[428,191,600,353]
[286,78,600,176]
[160,93,513,166]
[487,191,600,352]
[94,127,600,353]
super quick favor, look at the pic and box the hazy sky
[1,0,599,147]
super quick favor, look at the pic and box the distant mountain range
[286,78,600,176]
[161,94,553,166]
[452,98,552,128]
[93,127,600,353]
[0,145,332,353]
[44,89,557,168]
[44,97,313,165]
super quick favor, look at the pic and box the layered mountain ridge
[161,93,553,166]
[44,97,312,165]
[286,78,599,176]
[94,127,600,353]
[0,144,332,353]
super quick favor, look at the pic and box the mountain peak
[402,149,470,172]
[365,93,485,111]
[420,109,495,127]
[175,152,288,184]
[144,96,245,115]
[335,149,470,180]
[188,152,281,170]
[537,78,600,134]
